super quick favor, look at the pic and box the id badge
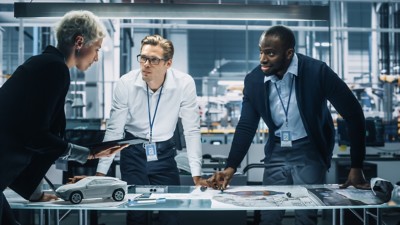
[280,130,292,147]
[144,143,158,161]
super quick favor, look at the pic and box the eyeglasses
[137,54,166,65]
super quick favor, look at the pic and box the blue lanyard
[274,76,295,127]
[146,84,164,143]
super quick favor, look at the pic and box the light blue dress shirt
[264,54,307,140]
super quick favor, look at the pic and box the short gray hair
[55,10,106,53]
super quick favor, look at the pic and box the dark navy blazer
[226,53,366,170]
[0,46,70,199]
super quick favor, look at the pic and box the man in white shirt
[96,34,208,225]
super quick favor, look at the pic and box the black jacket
[226,53,366,170]
[0,46,70,199]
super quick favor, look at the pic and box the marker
[128,198,166,205]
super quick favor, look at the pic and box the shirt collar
[135,68,177,91]
[264,53,299,83]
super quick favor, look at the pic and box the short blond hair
[141,34,174,60]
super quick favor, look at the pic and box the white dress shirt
[97,68,202,177]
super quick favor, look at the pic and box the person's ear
[165,59,172,68]
[286,48,294,60]
[74,35,84,50]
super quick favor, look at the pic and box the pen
[128,198,166,205]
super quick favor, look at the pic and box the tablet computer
[86,137,147,153]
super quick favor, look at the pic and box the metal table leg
[340,209,344,225]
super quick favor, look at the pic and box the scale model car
[56,176,127,204]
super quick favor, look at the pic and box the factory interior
[0,0,400,224]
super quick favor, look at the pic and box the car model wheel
[112,188,125,201]
[69,191,83,204]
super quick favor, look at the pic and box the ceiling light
[14,3,329,21]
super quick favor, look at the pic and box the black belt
[125,137,176,160]
[125,131,175,150]
[133,137,175,149]
[273,136,308,144]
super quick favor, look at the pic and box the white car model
[56,176,127,204]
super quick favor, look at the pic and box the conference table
[6,184,399,225]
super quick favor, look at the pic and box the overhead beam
[14,3,329,21]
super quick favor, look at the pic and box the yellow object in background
[1,74,12,79]
[339,145,348,152]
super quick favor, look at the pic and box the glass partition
[2,1,399,144]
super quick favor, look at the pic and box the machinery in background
[337,117,385,147]
[336,83,400,146]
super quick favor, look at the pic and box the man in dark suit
[209,25,370,225]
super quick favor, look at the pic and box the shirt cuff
[64,143,90,164]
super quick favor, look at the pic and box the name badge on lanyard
[144,143,158,161]
[145,83,164,162]
[274,76,295,148]
[280,130,292,147]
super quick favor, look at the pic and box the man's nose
[94,52,99,62]
[143,59,151,66]
[260,54,268,63]
[145,59,151,64]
